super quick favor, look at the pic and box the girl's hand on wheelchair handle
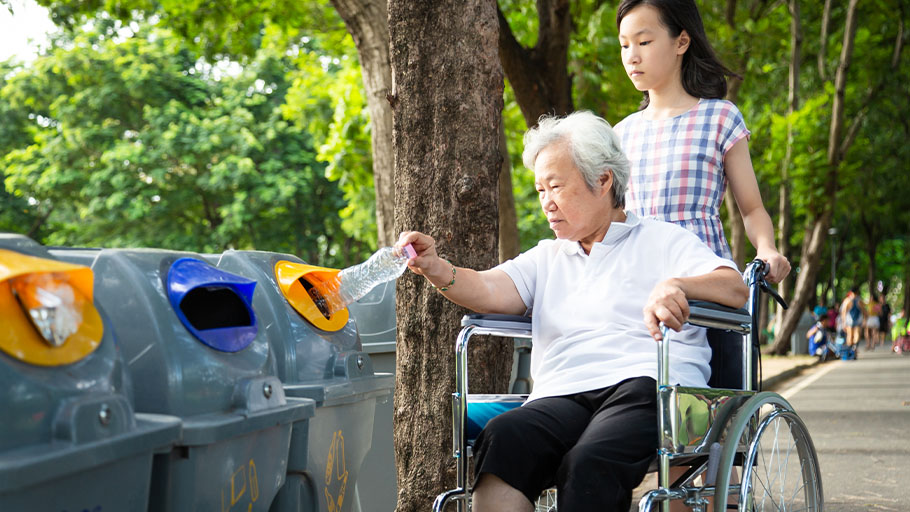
[643,278,690,341]
[755,247,790,284]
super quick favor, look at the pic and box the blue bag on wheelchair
[466,394,527,443]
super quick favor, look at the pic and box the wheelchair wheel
[713,392,823,512]
[740,407,822,511]
[459,488,556,512]
[534,488,557,512]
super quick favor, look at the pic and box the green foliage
[499,0,642,250]
[503,81,550,250]
[282,32,377,251]
[34,0,338,60]
[3,0,907,288]
[1,21,351,265]
[568,0,642,123]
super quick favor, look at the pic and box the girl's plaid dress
[614,99,749,260]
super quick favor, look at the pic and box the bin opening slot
[179,286,253,330]
[299,277,332,320]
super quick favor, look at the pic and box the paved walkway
[759,352,819,390]
[785,343,910,511]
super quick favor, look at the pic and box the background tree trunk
[497,0,573,127]
[772,0,859,354]
[776,0,800,325]
[330,0,397,246]
[818,0,832,80]
[499,117,520,262]
[722,1,770,268]
[903,257,910,315]
[389,1,509,510]
[724,187,746,269]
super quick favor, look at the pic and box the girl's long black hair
[616,0,740,110]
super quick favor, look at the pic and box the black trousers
[473,377,658,511]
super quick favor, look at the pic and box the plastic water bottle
[311,244,416,316]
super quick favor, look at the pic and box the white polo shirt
[497,212,738,402]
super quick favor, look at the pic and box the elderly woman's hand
[396,231,444,278]
[643,278,690,341]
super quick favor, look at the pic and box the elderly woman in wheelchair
[398,111,821,512]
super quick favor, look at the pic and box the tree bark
[389,1,509,510]
[330,0,397,246]
[771,0,859,354]
[724,187,746,269]
[722,7,751,268]
[818,0,832,80]
[497,0,573,127]
[499,117,521,262]
[777,0,800,320]
[903,257,910,315]
[723,83,744,268]
[860,212,879,297]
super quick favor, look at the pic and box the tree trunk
[497,0,573,127]
[389,1,509,510]
[772,210,833,354]
[771,0,859,354]
[722,0,782,270]
[818,0,832,80]
[330,0,397,246]
[867,238,878,297]
[722,15,747,269]
[777,0,800,319]
[903,257,910,315]
[724,187,746,269]
[499,116,520,262]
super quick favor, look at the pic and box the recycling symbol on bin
[325,430,349,512]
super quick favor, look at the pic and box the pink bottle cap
[404,243,417,260]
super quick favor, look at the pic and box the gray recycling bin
[206,250,394,512]
[346,280,397,512]
[51,247,315,511]
[0,234,181,511]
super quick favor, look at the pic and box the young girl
[614,0,790,283]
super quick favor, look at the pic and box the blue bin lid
[166,257,258,352]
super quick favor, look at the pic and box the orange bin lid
[274,261,349,332]
[0,249,103,366]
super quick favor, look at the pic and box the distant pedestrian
[840,289,864,350]
[825,305,839,334]
[865,292,882,350]
[879,296,891,345]
[892,309,909,354]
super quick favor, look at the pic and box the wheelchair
[432,260,823,512]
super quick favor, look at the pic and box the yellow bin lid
[274,261,349,332]
[0,249,103,366]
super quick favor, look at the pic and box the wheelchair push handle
[746,259,788,310]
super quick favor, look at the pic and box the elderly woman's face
[534,142,614,245]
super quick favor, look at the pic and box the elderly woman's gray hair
[522,111,630,208]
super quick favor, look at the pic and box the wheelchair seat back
[706,328,759,390]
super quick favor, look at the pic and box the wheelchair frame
[432,261,823,512]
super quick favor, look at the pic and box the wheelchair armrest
[460,314,532,338]
[687,301,751,334]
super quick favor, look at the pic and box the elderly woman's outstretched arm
[396,231,527,316]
